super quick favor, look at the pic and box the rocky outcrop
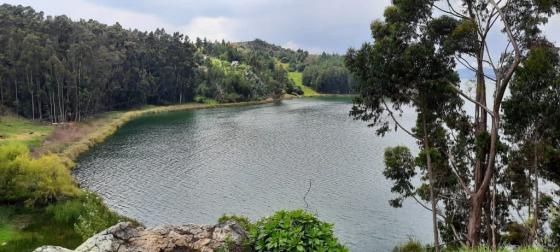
[33,221,248,252]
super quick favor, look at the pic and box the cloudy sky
[2,0,559,54]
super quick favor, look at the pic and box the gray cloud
[2,0,559,53]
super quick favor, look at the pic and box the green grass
[0,116,53,148]
[0,205,83,252]
[456,248,544,252]
[288,71,319,96]
[0,207,19,244]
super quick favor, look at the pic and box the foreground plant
[248,210,347,252]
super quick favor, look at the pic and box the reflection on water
[74,97,432,251]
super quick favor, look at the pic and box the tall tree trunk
[468,192,485,246]
[0,79,4,106]
[29,72,35,120]
[76,61,81,121]
[468,43,490,247]
[532,142,539,245]
[491,177,497,251]
[422,112,440,252]
[31,90,34,120]
[37,79,42,120]
[15,78,18,107]
[49,91,54,123]
[57,73,64,122]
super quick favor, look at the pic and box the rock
[33,221,248,252]
[32,246,73,252]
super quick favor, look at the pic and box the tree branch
[446,0,470,19]
[457,55,496,81]
[434,4,466,19]
[447,151,473,195]
[489,0,521,59]
[382,100,421,140]
[411,195,446,219]
[448,83,495,118]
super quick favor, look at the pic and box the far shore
[2,93,355,164]
[32,98,280,163]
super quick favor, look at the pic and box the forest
[0,4,353,122]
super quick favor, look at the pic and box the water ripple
[74,98,432,252]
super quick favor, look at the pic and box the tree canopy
[346,0,560,249]
[0,5,313,121]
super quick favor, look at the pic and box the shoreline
[35,98,279,163]
[35,94,354,163]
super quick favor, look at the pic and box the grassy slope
[0,116,53,148]
[288,71,319,96]
[271,57,319,97]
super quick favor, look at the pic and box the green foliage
[392,239,425,252]
[73,192,129,239]
[218,214,254,232]
[0,116,53,148]
[0,204,83,252]
[215,236,237,252]
[549,206,560,247]
[249,210,347,252]
[0,5,307,121]
[302,54,354,94]
[0,143,78,205]
[383,146,416,207]
[288,72,318,96]
[0,193,131,251]
[344,0,560,245]
[45,199,84,225]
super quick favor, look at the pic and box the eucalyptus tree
[346,0,559,247]
[502,44,560,246]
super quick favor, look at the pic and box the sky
[2,0,559,54]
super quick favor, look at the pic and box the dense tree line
[346,0,560,250]
[0,5,300,121]
[196,38,304,98]
[302,54,355,94]
[233,39,309,72]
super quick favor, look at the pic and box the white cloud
[182,16,240,41]
[543,15,560,44]
[283,41,301,50]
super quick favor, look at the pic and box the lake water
[74,97,432,251]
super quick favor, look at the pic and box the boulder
[33,221,248,252]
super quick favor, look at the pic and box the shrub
[392,239,425,252]
[218,214,253,232]
[46,199,84,225]
[73,192,133,239]
[0,143,78,205]
[548,207,560,248]
[249,210,347,252]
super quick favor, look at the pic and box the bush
[46,199,84,225]
[392,240,425,252]
[218,214,253,232]
[0,143,78,205]
[549,206,560,248]
[250,210,347,252]
[73,192,131,239]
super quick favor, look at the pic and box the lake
[74,97,432,251]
